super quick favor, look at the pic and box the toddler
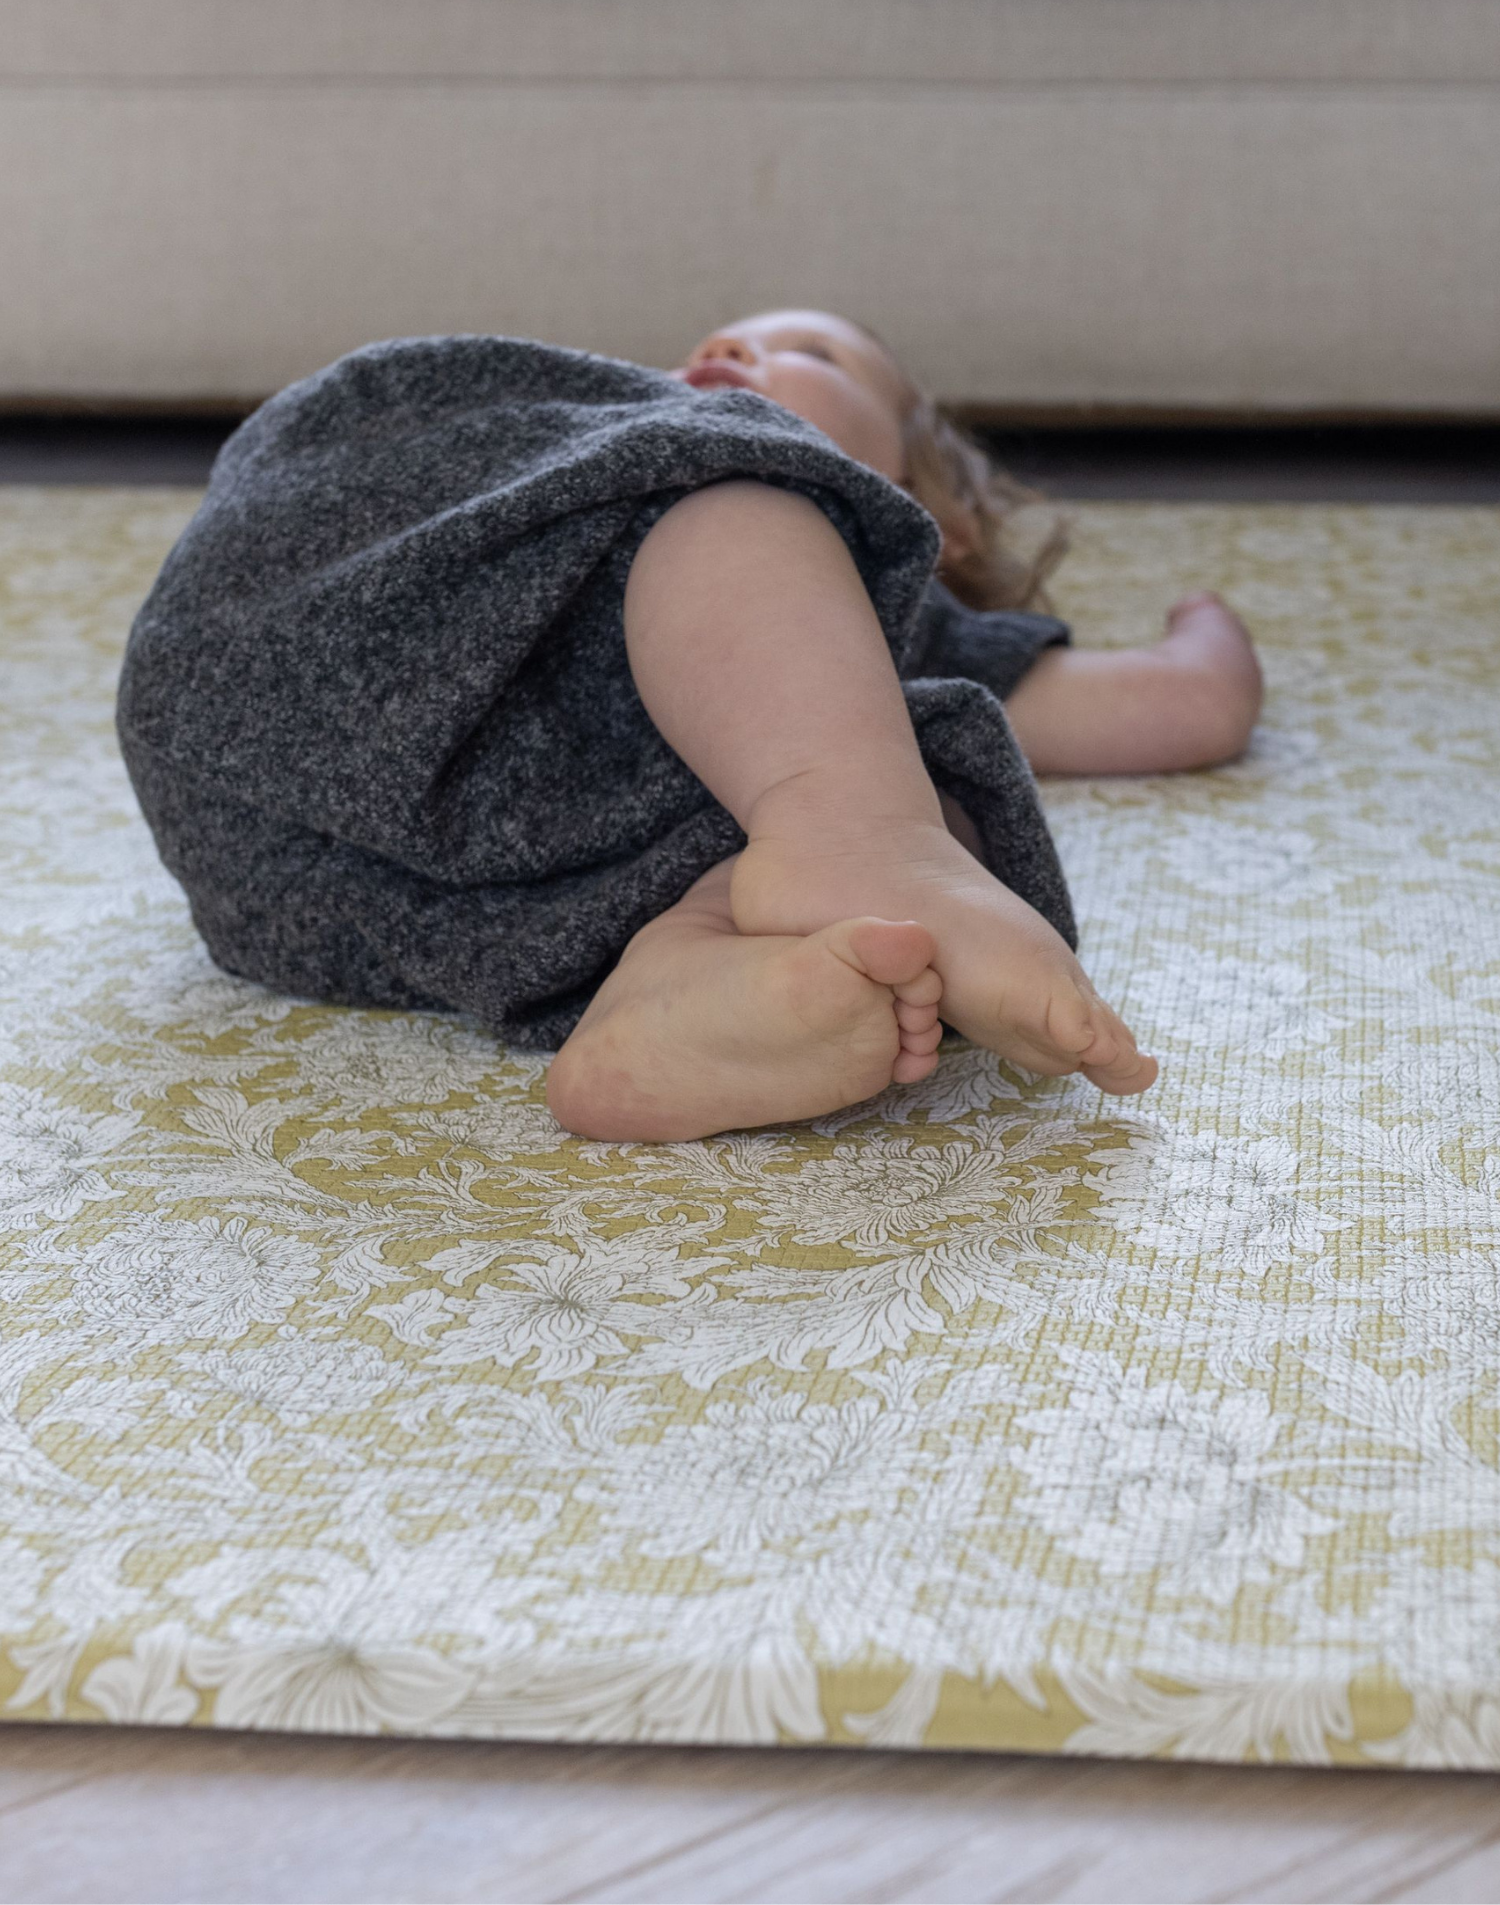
[117,309,1261,1143]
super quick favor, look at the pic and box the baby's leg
[547,861,944,1141]
[1005,592,1263,776]
[619,480,1157,1102]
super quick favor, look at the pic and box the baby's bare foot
[732,820,1158,1097]
[547,913,944,1142]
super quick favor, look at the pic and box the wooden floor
[1,1723,1498,1904]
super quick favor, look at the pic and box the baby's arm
[1004,593,1263,776]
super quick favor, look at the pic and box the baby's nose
[691,334,757,368]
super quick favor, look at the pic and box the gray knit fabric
[911,576,1069,703]
[116,334,1076,1050]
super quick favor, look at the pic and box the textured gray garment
[116,335,1076,1049]
[911,574,1070,704]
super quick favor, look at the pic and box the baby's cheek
[776,373,903,478]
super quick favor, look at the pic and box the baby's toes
[1040,983,1099,1059]
[898,1019,944,1058]
[895,996,938,1033]
[1077,1005,1158,1095]
[895,984,943,1061]
[1084,1046,1160,1095]
[1017,979,1159,1096]
[893,966,943,1011]
[894,965,944,1065]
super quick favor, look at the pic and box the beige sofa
[3,0,1498,415]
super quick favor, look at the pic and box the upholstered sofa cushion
[2,0,1497,411]
[6,0,1498,84]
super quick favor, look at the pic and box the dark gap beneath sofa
[1,413,1498,503]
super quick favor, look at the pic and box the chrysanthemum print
[1,491,1498,1767]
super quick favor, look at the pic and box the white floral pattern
[0,1084,140,1229]
[62,1213,325,1339]
[1,489,1498,1767]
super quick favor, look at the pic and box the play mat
[1,489,1497,1767]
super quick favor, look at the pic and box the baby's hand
[1005,591,1263,777]
[1160,591,1264,761]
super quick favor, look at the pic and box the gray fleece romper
[116,335,1075,1050]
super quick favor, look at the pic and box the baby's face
[669,309,911,482]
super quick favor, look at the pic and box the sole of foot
[547,915,944,1143]
[732,824,1159,1100]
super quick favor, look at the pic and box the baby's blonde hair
[856,321,1070,613]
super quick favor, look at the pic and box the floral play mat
[2,490,1498,1767]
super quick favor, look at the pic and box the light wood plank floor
[2,1724,1498,1904]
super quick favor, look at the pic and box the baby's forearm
[624,481,943,838]
[1005,649,1178,775]
[1005,601,1263,776]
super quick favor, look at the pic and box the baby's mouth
[681,361,757,391]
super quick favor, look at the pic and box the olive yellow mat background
[1,491,1497,1767]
